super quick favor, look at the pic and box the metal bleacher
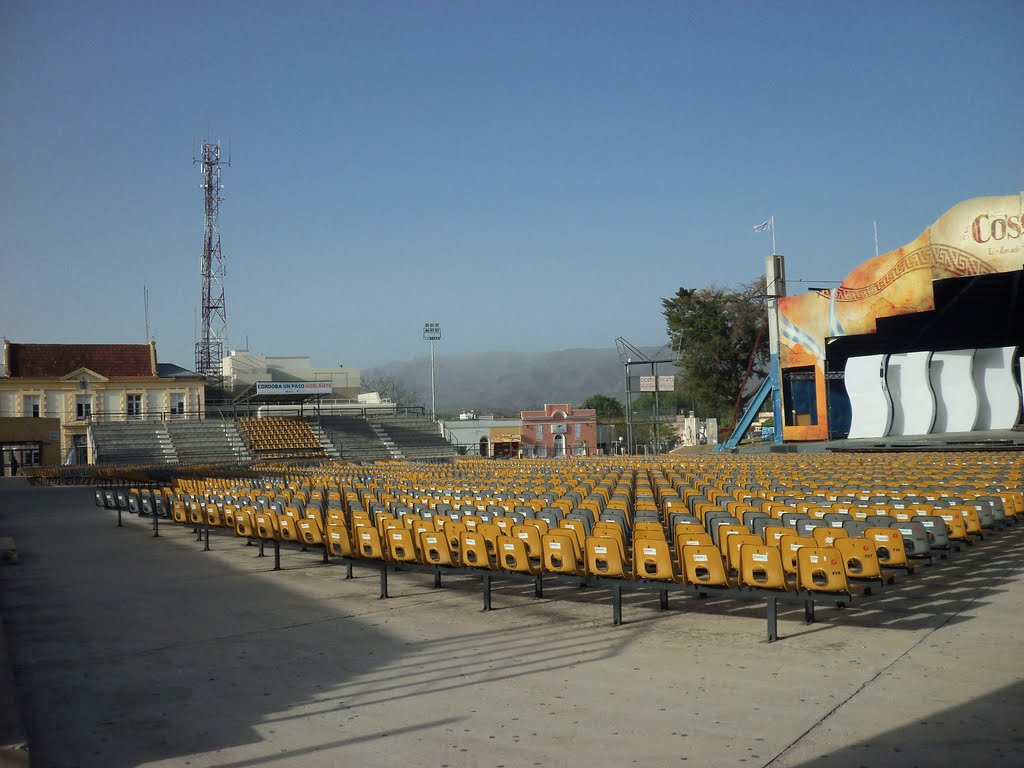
[90,422,178,464]
[370,414,457,461]
[90,419,251,465]
[164,420,252,464]
[317,415,393,461]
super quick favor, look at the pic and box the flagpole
[771,215,776,255]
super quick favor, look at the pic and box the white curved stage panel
[845,354,892,439]
[930,350,978,433]
[974,346,1021,430]
[886,351,935,436]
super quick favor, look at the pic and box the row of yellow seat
[237,417,324,454]
[108,451,1022,638]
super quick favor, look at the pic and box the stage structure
[616,337,676,455]
[730,193,1024,446]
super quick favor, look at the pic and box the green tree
[661,277,767,424]
[580,394,624,418]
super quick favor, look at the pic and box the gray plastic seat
[865,515,896,527]
[780,512,810,529]
[975,496,1006,524]
[966,501,996,529]
[797,519,824,536]
[566,510,594,536]
[708,515,741,545]
[823,512,851,529]
[742,511,772,531]
[506,510,527,526]
[913,515,952,550]
[668,511,701,531]
[537,508,564,528]
[599,510,629,540]
[890,520,931,557]
[703,510,734,533]
[514,505,536,520]
[746,516,773,539]
[686,495,710,514]
[842,520,872,538]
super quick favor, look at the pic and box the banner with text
[255,381,333,396]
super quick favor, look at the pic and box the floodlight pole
[423,323,441,419]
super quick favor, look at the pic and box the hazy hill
[367,346,668,416]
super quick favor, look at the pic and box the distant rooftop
[4,341,157,378]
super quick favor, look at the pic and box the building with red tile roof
[0,341,204,469]
[4,342,157,378]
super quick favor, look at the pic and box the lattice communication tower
[194,140,229,379]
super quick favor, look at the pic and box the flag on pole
[753,219,772,233]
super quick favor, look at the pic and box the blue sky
[1,1,1021,370]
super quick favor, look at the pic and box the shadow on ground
[783,679,1024,767]
[0,483,638,767]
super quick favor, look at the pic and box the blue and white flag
[753,219,772,233]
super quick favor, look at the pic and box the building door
[553,434,566,457]
[478,437,489,457]
[72,434,89,465]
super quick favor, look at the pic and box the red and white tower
[194,140,229,379]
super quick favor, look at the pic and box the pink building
[519,403,597,458]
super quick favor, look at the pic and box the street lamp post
[423,322,441,420]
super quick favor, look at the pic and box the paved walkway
[1,480,1022,767]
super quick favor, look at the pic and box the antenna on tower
[144,282,151,343]
[194,137,230,381]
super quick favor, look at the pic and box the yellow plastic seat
[325,523,353,557]
[420,530,456,566]
[297,516,323,545]
[864,527,909,569]
[681,544,732,587]
[386,527,419,563]
[584,535,629,579]
[812,526,848,547]
[796,546,849,594]
[833,537,882,582]
[542,531,586,576]
[737,544,789,590]
[356,527,386,560]
[458,530,491,569]
[497,535,542,575]
[632,538,680,582]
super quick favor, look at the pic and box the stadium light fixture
[423,323,441,419]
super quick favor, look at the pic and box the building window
[169,394,186,418]
[575,423,582,440]
[23,395,40,418]
[126,393,143,420]
[76,395,92,421]
[536,425,543,439]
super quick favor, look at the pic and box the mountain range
[366,346,670,416]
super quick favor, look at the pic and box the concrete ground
[1,478,1023,768]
